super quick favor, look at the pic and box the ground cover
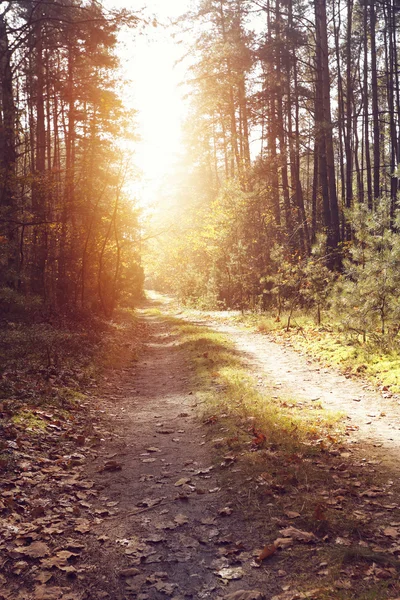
[2,299,400,599]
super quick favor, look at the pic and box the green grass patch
[12,409,47,432]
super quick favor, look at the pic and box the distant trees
[0,0,143,318]
[151,0,400,314]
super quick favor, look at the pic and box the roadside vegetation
[242,311,400,397]
[150,201,400,399]
[0,307,145,473]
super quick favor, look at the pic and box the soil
[81,308,280,600]
[5,297,400,600]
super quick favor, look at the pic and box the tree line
[0,0,143,319]
[151,0,400,327]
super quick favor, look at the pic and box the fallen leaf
[55,550,79,561]
[174,513,189,525]
[100,460,122,472]
[174,478,191,487]
[153,581,176,594]
[257,544,277,562]
[33,586,70,600]
[35,571,53,584]
[119,567,140,577]
[74,519,91,534]
[201,517,216,525]
[383,527,399,538]
[284,510,300,519]
[137,497,165,508]
[219,507,233,516]
[216,567,244,580]
[279,527,316,543]
[14,542,51,558]
[335,537,351,546]
[313,503,327,521]
[204,415,218,424]
[223,592,265,600]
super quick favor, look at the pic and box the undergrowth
[0,307,146,469]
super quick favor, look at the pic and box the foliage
[334,200,400,342]
[0,0,143,319]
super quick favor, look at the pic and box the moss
[12,410,47,432]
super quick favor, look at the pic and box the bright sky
[106,0,191,208]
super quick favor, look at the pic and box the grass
[11,409,47,432]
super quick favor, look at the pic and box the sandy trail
[196,315,400,459]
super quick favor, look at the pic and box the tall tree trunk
[315,0,340,259]
[31,22,48,298]
[344,0,353,216]
[370,0,380,202]
[363,0,373,208]
[275,0,292,235]
[0,12,17,287]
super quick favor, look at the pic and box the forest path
[191,313,400,467]
[85,304,275,600]
[69,297,400,600]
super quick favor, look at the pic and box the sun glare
[109,0,190,210]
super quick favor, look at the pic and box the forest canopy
[148,0,400,340]
[0,0,143,319]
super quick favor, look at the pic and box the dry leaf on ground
[13,542,50,559]
[223,591,265,600]
[216,567,245,580]
[174,478,191,487]
[100,460,122,472]
[279,527,316,543]
[174,513,189,525]
[257,544,277,562]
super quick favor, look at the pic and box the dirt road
[87,310,276,600]
[81,301,400,600]
[18,300,400,600]
[7,301,400,600]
